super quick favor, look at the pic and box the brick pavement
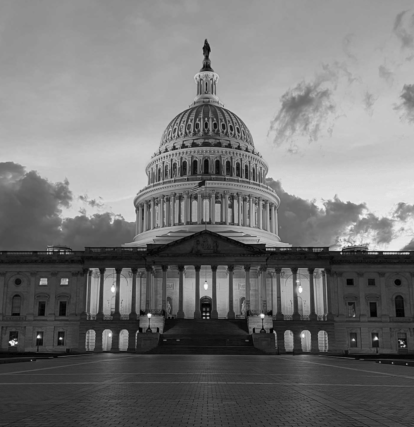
[0,354,413,426]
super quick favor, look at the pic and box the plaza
[0,354,414,426]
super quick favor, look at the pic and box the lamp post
[147,312,152,333]
[260,313,266,333]
[36,334,41,352]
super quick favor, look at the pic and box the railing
[283,314,293,320]
[301,314,310,320]
[339,251,413,256]
[317,314,327,321]
[0,251,83,256]
[87,314,97,320]
[2,315,26,321]
[144,309,165,316]
[103,315,113,320]
[120,314,130,320]
[266,247,329,253]
[85,247,146,253]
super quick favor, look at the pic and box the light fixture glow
[260,313,265,319]
[108,333,112,338]
[147,312,152,319]
[301,333,305,338]
[204,280,208,291]
[111,284,115,293]
[298,284,303,293]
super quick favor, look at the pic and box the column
[322,270,327,317]
[221,193,225,222]
[197,193,202,224]
[274,207,278,235]
[357,272,366,321]
[325,269,334,321]
[162,265,167,313]
[79,269,89,319]
[227,265,235,319]
[292,267,300,320]
[183,192,188,224]
[210,192,215,224]
[249,195,253,227]
[308,268,316,320]
[270,271,275,314]
[258,198,262,229]
[194,266,201,319]
[260,266,267,313]
[94,330,103,352]
[211,265,218,318]
[135,208,139,235]
[27,272,36,319]
[129,268,138,320]
[152,198,156,229]
[165,196,171,227]
[224,191,229,225]
[48,272,58,318]
[244,265,251,314]
[379,273,389,321]
[138,271,143,313]
[265,201,270,231]
[113,268,121,320]
[237,193,242,226]
[86,270,92,315]
[145,266,152,312]
[160,196,165,228]
[336,272,344,318]
[243,196,248,226]
[171,193,176,226]
[275,268,283,320]
[96,268,105,319]
[177,265,185,318]
[143,201,148,232]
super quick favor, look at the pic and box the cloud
[0,162,135,250]
[393,10,414,50]
[266,178,400,248]
[395,84,414,123]
[378,65,394,85]
[393,202,414,221]
[402,238,414,250]
[363,92,377,115]
[79,194,105,209]
[342,34,357,62]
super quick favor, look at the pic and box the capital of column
[115,268,123,275]
[178,265,185,272]
[51,271,59,277]
[227,265,235,272]
[356,272,364,277]
[244,265,251,272]
[379,272,386,278]
[99,268,106,275]
[131,268,138,275]
[275,268,282,274]
[291,267,298,274]
[145,265,153,273]
[308,268,315,274]
[260,265,267,273]
[162,265,168,272]
[194,265,201,272]
[211,265,218,272]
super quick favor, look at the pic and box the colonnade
[135,192,278,235]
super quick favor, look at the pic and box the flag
[189,180,206,195]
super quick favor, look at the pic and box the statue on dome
[203,39,211,60]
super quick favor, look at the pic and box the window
[236,163,241,177]
[245,165,249,179]
[172,163,177,177]
[394,279,402,286]
[39,278,48,286]
[225,161,231,176]
[368,278,376,286]
[12,295,21,316]
[9,331,18,348]
[182,161,187,176]
[221,122,226,131]
[347,302,356,318]
[369,302,378,317]
[14,278,22,285]
[57,332,65,346]
[350,332,358,348]
[38,301,46,316]
[203,159,209,174]
[60,278,69,286]
[371,332,379,348]
[59,301,67,317]
[215,160,220,175]
[346,278,354,286]
[192,160,198,175]
[398,333,407,349]
[395,296,405,317]
[36,331,44,347]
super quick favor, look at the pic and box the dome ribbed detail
[160,104,255,149]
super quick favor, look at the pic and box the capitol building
[0,42,413,356]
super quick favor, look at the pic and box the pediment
[147,230,265,257]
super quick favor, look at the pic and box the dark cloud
[378,65,394,85]
[266,178,399,248]
[393,202,414,221]
[393,10,414,50]
[395,84,414,123]
[0,163,135,250]
[402,238,414,250]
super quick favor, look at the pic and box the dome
[160,104,255,150]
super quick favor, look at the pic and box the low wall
[252,333,277,354]
[136,333,160,353]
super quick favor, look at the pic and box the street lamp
[260,313,266,333]
[36,334,41,352]
[147,312,152,333]
[203,280,208,291]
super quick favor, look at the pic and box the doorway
[200,296,212,320]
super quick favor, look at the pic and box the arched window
[150,170,154,184]
[245,165,249,179]
[12,295,21,316]
[157,168,161,182]
[235,163,241,177]
[172,163,177,178]
[395,296,405,317]
[225,161,231,176]
[252,168,256,182]
[164,165,168,179]
[192,160,198,175]
[203,159,209,174]
[215,160,221,174]
[182,161,187,176]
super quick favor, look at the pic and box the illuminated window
[371,332,379,348]
[350,332,357,348]
[57,332,65,346]
[8,331,18,348]
[347,302,356,318]
[60,278,69,285]
[39,278,48,286]
[36,331,44,347]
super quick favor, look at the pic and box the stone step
[160,336,252,347]
[163,319,249,335]
[147,346,266,355]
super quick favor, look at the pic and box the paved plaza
[0,354,413,426]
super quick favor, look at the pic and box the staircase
[146,319,265,355]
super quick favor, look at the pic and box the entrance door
[200,297,212,320]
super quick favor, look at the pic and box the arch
[119,329,128,352]
[102,329,112,351]
[395,295,405,317]
[182,161,187,176]
[284,330,294,352]
[244,165,249,179]
[318,330,328,352]
[225,160,231,176]
[203,159,209,174]
[300,330,311,353]
[192,159,198,175]
[12,295,22,316]
[235,162,241,177]
[85,330,96,351]
[215,159,221,175]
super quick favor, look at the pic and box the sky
[1,0,414,250]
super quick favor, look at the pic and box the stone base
[252,334,277,354]
[136,333,160,353]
